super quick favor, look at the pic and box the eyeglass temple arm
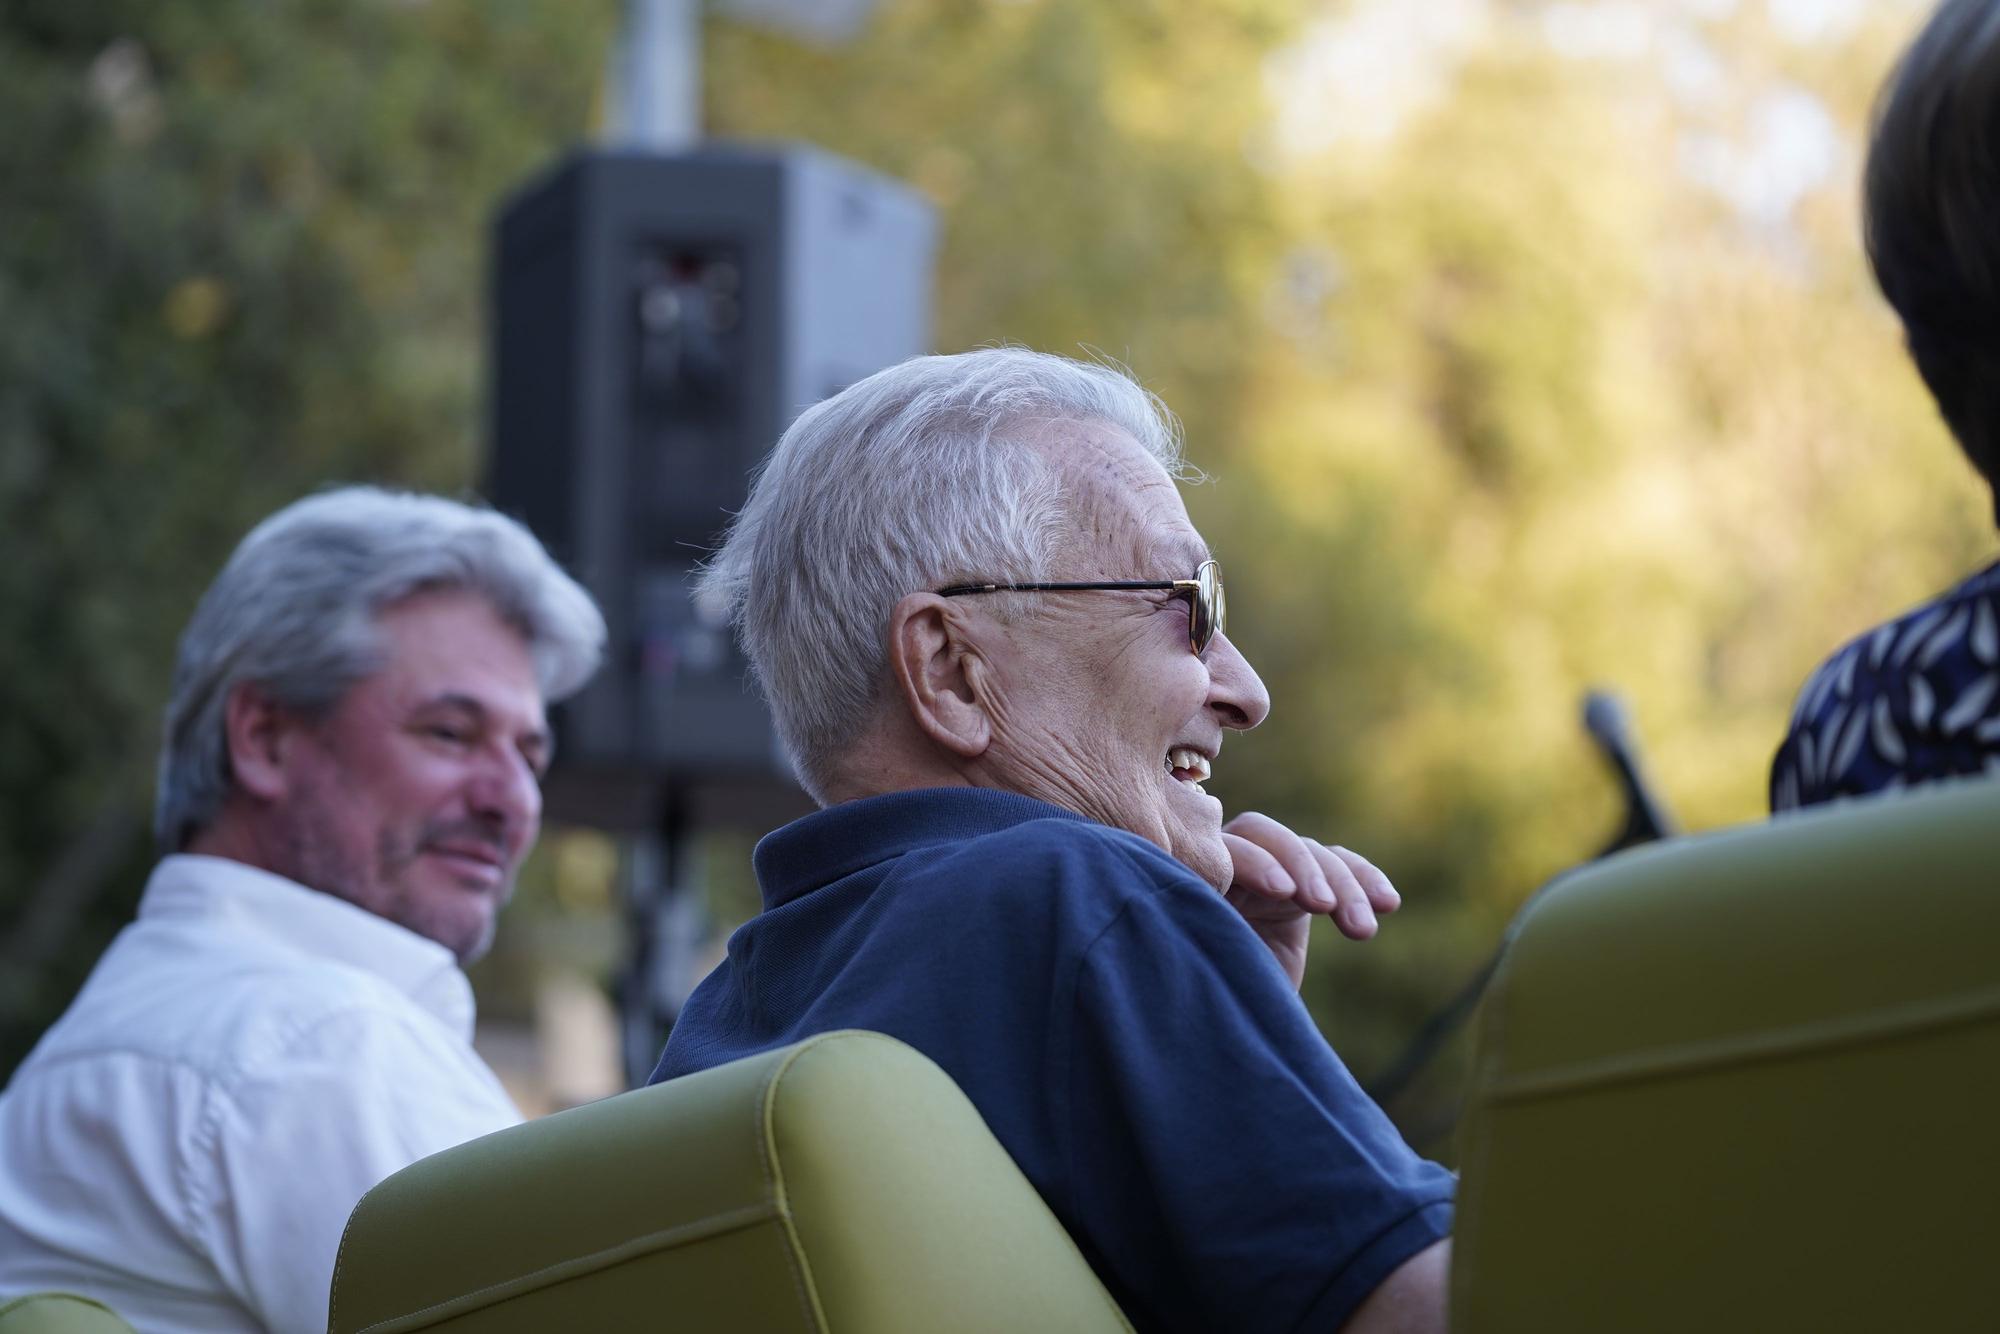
[936,579,1189,596]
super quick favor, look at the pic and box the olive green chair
[329,1029,1131,1333]
[1453,775,2000,1332]
[0,1294,134,1334]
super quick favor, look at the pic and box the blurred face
[979,422,1270,889]
[268,589,549,962]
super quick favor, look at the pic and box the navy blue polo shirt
[651,788,1455,1332]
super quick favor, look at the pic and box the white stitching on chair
[350,1202,784,1334]
[754,1032,860,1332]
[1481,982,2000,1104]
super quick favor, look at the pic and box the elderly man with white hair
[653,349,1454,1333]
[0,488,605,1332]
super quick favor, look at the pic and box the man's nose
[1207,632,1271,731]
[469,746,543,848]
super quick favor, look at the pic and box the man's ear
[887,592,993,760]
[222,682,301,803]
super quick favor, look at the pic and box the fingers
[1221,812,1403,942]
[1311,843,1394,941]
[1219,830,1297,899]
[1222,812,1335,912]
[1328,844,1400,916]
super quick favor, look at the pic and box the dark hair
[1863,0,2000,519]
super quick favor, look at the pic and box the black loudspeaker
[488,145,934,822]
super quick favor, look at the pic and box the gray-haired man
[653,349,1451,1333]
[0,488,605,1332]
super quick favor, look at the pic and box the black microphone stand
[1364,689,1676,1113]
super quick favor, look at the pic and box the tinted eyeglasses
[936,559,1226,657]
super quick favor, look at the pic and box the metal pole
[616,816,670,1089]
[617,785,716,1088]
[613,0,701,150]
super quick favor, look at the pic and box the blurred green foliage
[700,0,1992,1149]
[0,0,619,1067]
[3,0,1992,1155]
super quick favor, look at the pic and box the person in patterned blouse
[1772,0,2000,812]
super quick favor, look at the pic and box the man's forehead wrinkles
[1047,419,1153,477]
[1068,502,1205,577]
[1043,423,1204,577]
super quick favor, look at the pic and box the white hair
[154,486,606,851]
[698,347,1185,801]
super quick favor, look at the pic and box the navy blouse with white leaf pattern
[1771,557,2000,811]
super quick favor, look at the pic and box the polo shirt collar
[137,854,476,1037]
[754,787,1089,911]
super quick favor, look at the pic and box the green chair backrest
[1453,776,2000,1332]
[0,1294,135,1334]
[329,1029,1132,1333]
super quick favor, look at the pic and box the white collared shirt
[0,855,522,1332]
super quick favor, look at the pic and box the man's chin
[1141,788,1218,887]
[449,916,500,966]
[418,904,498,964]
[388,874,505,962]
[1169,828,1232,894]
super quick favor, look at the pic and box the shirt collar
[137,854,478,1038]
[753,787,1089,911]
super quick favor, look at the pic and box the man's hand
[1220,812,1401,990]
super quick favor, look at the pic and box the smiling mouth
[426,845,507,886]
[1165,746,1212,796]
